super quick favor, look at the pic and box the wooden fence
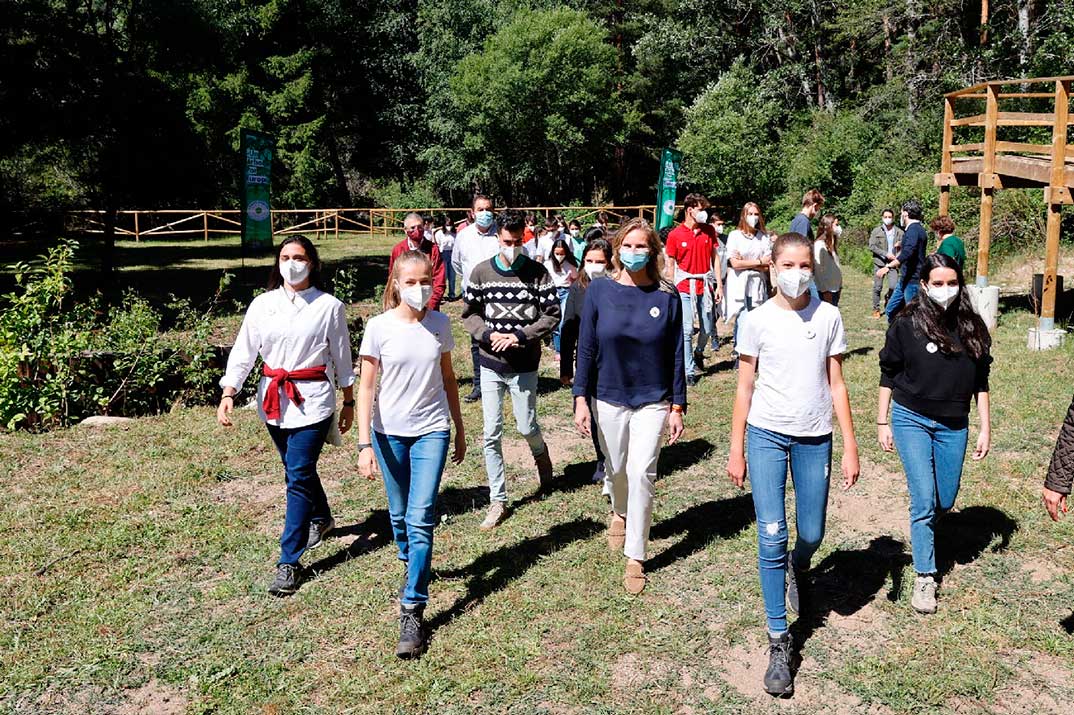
[66,205,665,242]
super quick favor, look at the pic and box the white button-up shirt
[451,223,501,290]
[220,287,355,428]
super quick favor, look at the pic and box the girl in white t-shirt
[726,232,859,697]
[356,250,465,659]
[547,238,578,362]
[725,202,774,352]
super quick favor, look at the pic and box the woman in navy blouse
[573,217,686,594]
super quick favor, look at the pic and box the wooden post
[939,97,954,216]
[133,211,140,242]
[976,83,999,286]
[334,210,339,240]
[1040,79,1071,331]
[203,211,209,241]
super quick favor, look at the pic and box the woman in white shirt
[356,250,466,659]
[546,238,578,362]
[217,236,356,598]
[726,232,859,697]
[812,214,843,306]
[725,202,773,351]
[433,216,457,299]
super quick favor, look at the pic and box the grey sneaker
[911,575,938,614]
[396,604,426,659]
[480,501,507,531]
[307,517,335,550]
[785,552,803,615]
[267,563,303,597]
[763,631,794,696]
[535,449,553,489]
[591,460,606,484]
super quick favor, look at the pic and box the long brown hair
[383,250,432,311]
[817,213,838,256]
[902,253,991,360]
[737,202,766,236]
[610,218,673,292]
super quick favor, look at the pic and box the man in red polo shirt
[387,212,446,310]
[665,193,722,386]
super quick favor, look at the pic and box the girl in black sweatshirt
[876,253,992,616]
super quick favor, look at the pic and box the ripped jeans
[746,424,833,633]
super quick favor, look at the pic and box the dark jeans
[886,280,919,323]
[266,416,333,566]
[470,338,482,395]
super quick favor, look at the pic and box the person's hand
[560,375,573,387]
[338,405,353,434]
[667,410,684,444]
[878,424,894,452]
[217,396,234,427]
[972,429,991,460]
[1043,487,1069,521]
[727,450,747,489]
[886,253,896,261]
[452,428,466,465]
[489,332,519,352]
[730,250,742,260]
[713,286,723,304]
[573,397,591,436]
[875,267,889,279]
[842,443,860,490]
[358,446,378,480]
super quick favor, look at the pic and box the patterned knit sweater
[462,255,560,374]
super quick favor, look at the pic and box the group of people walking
[213,190,1062,697]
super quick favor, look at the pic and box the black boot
[396,603,426,659]
[763,631,794,696]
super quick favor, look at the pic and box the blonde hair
[737,202,766,236]
[817,213,838,255]
[610,218,673,292]
[383,250,433,311]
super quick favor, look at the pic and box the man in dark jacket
[1044,395,1074,521]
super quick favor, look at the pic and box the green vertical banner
[655,147,682,231]
[241,129,274,252]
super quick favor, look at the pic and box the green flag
[241,129,274,252]
[655,148,682,231]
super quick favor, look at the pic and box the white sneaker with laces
[911,575,938,614]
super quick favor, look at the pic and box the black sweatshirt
[559,277,598,381]
[879,315,991,421]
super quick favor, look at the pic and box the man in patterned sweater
[462,208,560,529]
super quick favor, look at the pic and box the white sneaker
[911,575,937,614]
[591,461,606,484]
[479,502,507,531]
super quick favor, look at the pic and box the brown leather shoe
[871,310,882,319]
[607,512,626,551]
[623,559,646,594]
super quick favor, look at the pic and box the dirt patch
[501,415,590,475]
[1022,556,1063,584]
[949,650,1074,714]
[828,462,909,539]
[112,678,189,715]
[992,248,1074,296]
[610,652,675,691]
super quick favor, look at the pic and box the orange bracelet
[670,404,684,413]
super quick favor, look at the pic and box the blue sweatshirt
[895,222,928,286]
[573,278,687,409]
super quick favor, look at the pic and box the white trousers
[595,399,668,561]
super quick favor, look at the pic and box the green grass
[2,255,1073,714]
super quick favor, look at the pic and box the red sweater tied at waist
[261,364,329,420]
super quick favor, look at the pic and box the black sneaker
[535,449,554,490]
[693,350,705,370]
[307,517,335,550]
[764,631,794,696]
[396,604,426,659]
[785,552,804,615]
[687,374,700,387]
[464,389,481,403]
[267,563,303,597]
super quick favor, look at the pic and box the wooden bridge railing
[66,205,662,242]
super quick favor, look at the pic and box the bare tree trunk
[1018,0,1033,68]
[906,0,920,116]
[883,14,893,82]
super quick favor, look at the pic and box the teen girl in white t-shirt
[356,250,465,660]
[726,232,859,697]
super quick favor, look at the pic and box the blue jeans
[266,416,333,566]
[442,250,456,297]
[373,430,450,605]
[747,425,833,634]
[553,286,569,353]
[480,367,547,502]
[891,402,969,575]
[680,291,714,376]
[886,280,919,322]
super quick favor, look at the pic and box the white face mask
[570,229,580,238]
[715,224,725,235]
[584,262,606,278]
[776,268,812,299]
[882,217,894,227]
[926,284,959,309]
[746,215,759,228]
[398,283,432,310]
[280,259,310,286]
[501,245,521,262]
[834,225,843,237]
[694,209,708,224]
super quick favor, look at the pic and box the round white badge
[804,329,816,340]
[926,342,938,353]
[681,241,688,248]
[650,306,661,318]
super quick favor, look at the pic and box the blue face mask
[619,248,650,272]
[475,210,494,229]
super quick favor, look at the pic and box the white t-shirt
[545,260,577,288]
[737,297,847,437]
[359,310,455,437]
[434,228,455,253]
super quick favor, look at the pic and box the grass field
[2,238,1073,714]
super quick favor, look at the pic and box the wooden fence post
[1040,79,1071,332]
[203,211,209,241]
[133,211,140,242]
[975,83,999,286]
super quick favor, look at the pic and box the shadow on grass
[307,509,392,577]
[658,438,715,478]
[512,459,603,511]
[935,505,1018,578]
[842,346,874,361]
[791,535,910,664]
[426,517,603,636]
[646,493,755,573]
[1061,612,1074,635]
